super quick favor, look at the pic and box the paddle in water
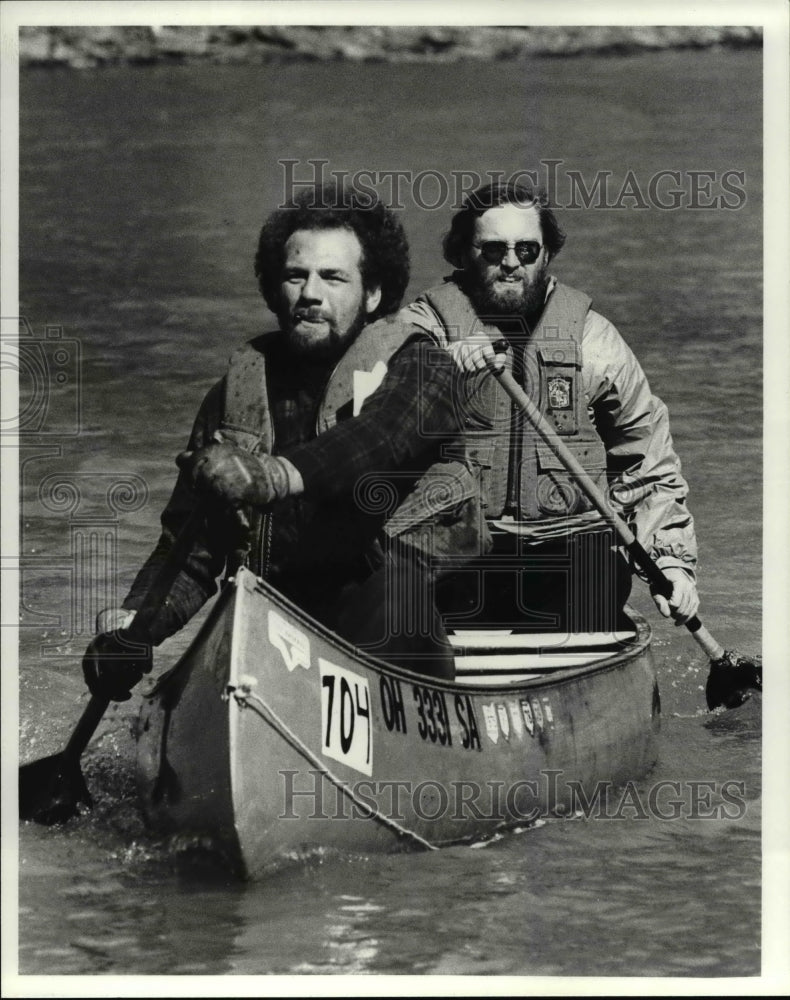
[488,362,762,711]
[19,505,206,825]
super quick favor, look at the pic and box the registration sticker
[508,702,524,740]
[521,699,535,737]
[482,704,499,744]
[497,704,511,741]
[319,660,372,775]
[268,610,310,672]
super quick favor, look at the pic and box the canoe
[136,566,660,878]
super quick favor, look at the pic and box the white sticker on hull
[508,702,524,740]
[497,704,510,741]
[521,699,535,737]
[268,609,311,672]
[319,660,372,776]
[482,704,499,744]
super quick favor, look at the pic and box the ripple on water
[17,48,763,978]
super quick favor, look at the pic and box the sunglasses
[472,240,543,265]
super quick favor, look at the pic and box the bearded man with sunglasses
[398,180,699,634]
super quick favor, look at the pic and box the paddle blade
[19,752,93,826]
[705,649,763,710]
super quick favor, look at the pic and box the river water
[12,48,771,986]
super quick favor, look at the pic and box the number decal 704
[319,659,372,776]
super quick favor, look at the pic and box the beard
[465,263,550,323]
[282,300,371,361]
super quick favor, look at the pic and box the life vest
[220,320,484,577]
[416,277,609,521]
[222,319,416,452]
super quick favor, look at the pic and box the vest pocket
[535,443,607,516]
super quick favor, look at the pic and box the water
[13,49,767,983]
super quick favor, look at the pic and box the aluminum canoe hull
[136,567,660,878]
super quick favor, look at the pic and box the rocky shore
[19,25,761,70]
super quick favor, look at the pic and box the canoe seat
[447,628,637,686]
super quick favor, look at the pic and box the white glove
[652,567,700,625]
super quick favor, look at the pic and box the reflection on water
[19,729,762,977]
[17,47,761,977]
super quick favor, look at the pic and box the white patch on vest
[353,360,388,416]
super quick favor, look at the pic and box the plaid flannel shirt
[123,332,462,641]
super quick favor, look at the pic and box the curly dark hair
[254,182,410,321]
[442,180,566,269]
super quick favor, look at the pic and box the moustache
[490,268,526,281]
[294,308,330,322]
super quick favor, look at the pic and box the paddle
[487,362,762,711]
[19,504,206,825]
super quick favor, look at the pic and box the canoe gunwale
[229,568,653,695]
[144,569,652,700]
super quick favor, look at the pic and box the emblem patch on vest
[547,376,572,410]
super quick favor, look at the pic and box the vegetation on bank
[19,25,761,70]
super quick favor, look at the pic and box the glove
[448,334,508,374]
[651,566,700,625]
[82,629,153,702]
[95,607,136,634]
[176,443,297,510]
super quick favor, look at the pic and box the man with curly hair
[83,184,466,698]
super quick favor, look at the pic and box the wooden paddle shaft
[490,366,725,661]
[63,694,112,761]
